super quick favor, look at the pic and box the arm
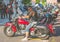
[23,11,35,18]
[22,11,34,18]
[21,15,30,18]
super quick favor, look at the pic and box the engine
[19,24,26,30]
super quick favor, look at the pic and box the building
[47,0,60,4]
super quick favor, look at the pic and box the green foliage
[36,0,40,4]
[42,0,46,6]
[42,0,46,3]
[22,0,31,5]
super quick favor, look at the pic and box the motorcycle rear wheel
[35,26,50,40]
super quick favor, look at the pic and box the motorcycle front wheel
[4,26,15,37]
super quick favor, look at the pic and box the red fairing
[47,24,54,34]
[30,28,35,32]
[18,19,29,25]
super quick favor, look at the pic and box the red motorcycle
[4,15,54,40]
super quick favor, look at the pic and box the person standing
[1,4,4,19]
[0,4,2,19]
[3,4,6,18]
[7,4,13,21]
[12,0,17,18]
[31,0,36,7]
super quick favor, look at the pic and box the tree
[22,0,31,5]
[36,0,40,4]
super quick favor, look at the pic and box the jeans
[25,22,37,32]
[9,14,12,21]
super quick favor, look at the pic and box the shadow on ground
[54,26,60,36]
[14,25,60,39]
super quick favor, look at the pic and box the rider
[21,6,53,41]
[19,6,39,41]
[18,6,53,41]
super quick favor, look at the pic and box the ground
[0,25,60,42]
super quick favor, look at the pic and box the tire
[35,25,50,40]
[4,26,15,37]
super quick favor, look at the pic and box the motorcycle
[3,13,55,40]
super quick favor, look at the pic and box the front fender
[5,22,13,26]
[11,25,17,32]
[5,22,17,32]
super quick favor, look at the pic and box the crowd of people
[0,0,16,21]
[0,3,7,19]
[0,0,59,20]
